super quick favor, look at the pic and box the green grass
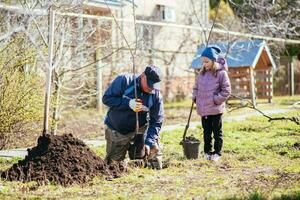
[163,95,300,126]
[0,108,300,199]
[273,95,300,106]
[164,95,300,109]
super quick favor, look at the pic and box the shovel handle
[182,101,194,141]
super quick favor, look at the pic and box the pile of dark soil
[184,136,200,142]
[1,134,126,186]
[179,135,200,145]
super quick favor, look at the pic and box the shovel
[182,101,194,141]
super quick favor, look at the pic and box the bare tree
[0,1,124,135]
[230,0,300,39]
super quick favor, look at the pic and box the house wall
[0,1,209,102]
[109,0,209,100]
[107,0,209,70]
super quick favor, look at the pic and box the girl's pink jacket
[192,64,231,117]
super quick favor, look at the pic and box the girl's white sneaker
[204,153,212,160]
[211,154,221,161]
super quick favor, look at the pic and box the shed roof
[190,40,276,69]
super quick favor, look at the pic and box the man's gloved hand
[141,105,149,112]
[144,144,159,160]
[129,99,143,112]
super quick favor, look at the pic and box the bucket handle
[182,101,194,141]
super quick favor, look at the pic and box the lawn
[6,95,298,150]
[0,108,299,199]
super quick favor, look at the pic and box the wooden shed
[190,40,276,105]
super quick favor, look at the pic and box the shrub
[0,33,43,149]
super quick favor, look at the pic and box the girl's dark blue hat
[201,46,222,61]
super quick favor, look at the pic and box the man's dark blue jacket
[102,73,164,148]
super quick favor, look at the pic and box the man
[102,65,164,169]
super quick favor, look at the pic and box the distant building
[83,0,210,101]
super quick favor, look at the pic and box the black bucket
[128,134,145,160]
[182,136,200,159]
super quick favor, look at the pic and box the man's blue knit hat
[201,46,222,61]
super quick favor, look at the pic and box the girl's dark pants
[201,114,223,156]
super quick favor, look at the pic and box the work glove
[141,105,149,112]
[129,99,143,112]
[144,144,159,160]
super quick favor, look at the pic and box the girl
[192,46,231,161]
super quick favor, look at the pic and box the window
[157,5,176,22]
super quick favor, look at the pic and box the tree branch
[229,94,300,126]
